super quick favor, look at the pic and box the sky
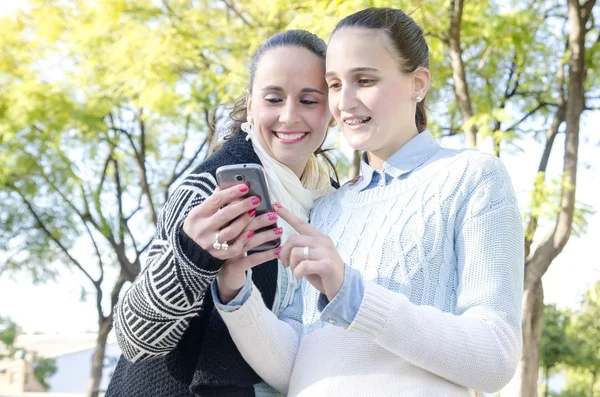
[1,0,599,336]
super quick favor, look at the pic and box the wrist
[217,269,247,304]
[326,267,345,302]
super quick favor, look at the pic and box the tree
[540,305,575,397]
[0,0,355,394]
[568,283,600,397]
[415,0,598,394]
[0,316,19,358]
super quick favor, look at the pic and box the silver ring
[303,246,309,261]
[213,231,222,250]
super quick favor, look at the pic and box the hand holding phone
[182,183,262,260]
[216,164,281,253]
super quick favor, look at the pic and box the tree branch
[11,186,98,287]
[525,0,587,288]
[113,158,125,245]
[221,0,255,28]
[503,102,550,133]
[169,114,191,185]
[447,0,477,147]
[135,238,154,265]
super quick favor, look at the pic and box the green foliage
[33,355,58,390]
[540,304,574,371]
[542,283,600,396]
[0,316,19,358]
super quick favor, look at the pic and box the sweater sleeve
[347,157,524,393]
[216,281,304,394]
[113,171,225,362]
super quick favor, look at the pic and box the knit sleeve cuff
[171,218,224,274]
[217,280,266,329]
[347,280,408,339]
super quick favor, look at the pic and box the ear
[413,67,431,101]
[328,117,337,128]
[245,90,253,123]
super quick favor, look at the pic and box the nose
[279,100,301,126]
[338,85,358,112]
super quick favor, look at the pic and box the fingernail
[268,213,278,221]
[274,227,283,235]
[274,248,281,256]
[247,209,256,217]
[247,231,255,238]
[239,185,249,193]
[251,197,261,205]
[274,202,282,208]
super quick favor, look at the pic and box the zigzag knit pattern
[109,133,281,397]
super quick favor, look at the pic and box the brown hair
[222,30,337,180]
[332,8,429,132]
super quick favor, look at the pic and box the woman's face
[325,27,429,164]
[247,46,332,177]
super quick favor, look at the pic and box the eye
[328,82,341,91]
[300,99,318,105]
[264,97,283,104]
[358,78,375,86]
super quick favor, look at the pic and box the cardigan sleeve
[113,171,225,362]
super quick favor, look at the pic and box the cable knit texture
[218,148,524,397]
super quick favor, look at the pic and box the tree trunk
[348,150,361,180]
[508,279,545,397]
[87,318,112,397]
[448,0,477,148]
[591,370,597,397]
[510,0,592,395]
[544,366,550,397]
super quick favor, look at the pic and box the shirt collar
[351,130,441,191]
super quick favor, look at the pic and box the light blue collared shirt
[213,131,442,328]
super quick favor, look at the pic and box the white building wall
[48,343,121,393]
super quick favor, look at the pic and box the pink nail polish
[274,202,282,208]
[248,209,256,217]
[251,197,261,206]
[268,213,278,221]
[274,248,281,256]
[247,231,255,238]
[274,227,283,235]
[239,185,249,193]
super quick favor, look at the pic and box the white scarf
[245,129,334,314]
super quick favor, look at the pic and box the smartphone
[215,163,280,252]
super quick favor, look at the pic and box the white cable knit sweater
[217,147,524,397]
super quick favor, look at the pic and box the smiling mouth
[273,132,308,141]
[344,117,371,126]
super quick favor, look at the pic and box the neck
[289,159,308,179]
[367,127,419,170]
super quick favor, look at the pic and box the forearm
[114,172,225,362]
[216,282,302,394]
[114,227,222,362]
[348,281,521,392]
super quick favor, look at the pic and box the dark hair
[333,8,429,132]
[222,30,337,180]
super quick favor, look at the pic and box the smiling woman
[214,8,524,397]
[245,46,334,177]
[107,29,338,397]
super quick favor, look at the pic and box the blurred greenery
[0,0,598,395]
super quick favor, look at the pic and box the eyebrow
[325,67,380,78]
[261,85,325,95]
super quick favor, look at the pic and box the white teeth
[345,117,370,125]
[276,132,307,140]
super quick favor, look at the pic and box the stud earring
[416,96,423,103]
